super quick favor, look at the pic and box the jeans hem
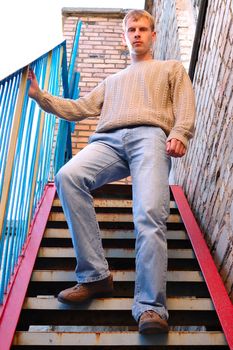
[132,306,169,322]
[76,271,111,284]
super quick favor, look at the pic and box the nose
[134,29,141,38]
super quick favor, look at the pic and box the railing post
[0,67,29,241]
[27,51,52,233]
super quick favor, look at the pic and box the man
[28,10,195,334]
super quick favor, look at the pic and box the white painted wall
[0,0,63,80]
[60,0,145,8]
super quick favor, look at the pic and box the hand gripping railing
[0,21,82,305]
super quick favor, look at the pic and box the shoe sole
[139,322,169,334]
[57,290,113,305]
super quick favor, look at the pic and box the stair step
[93,183,133,198]
[38,247,195,259]
[53,198,178,209]
[31,270,204,282]
[13,183,228,349]
[48,212,182,223]
[23,297,214,311]
[44,228,188,240]
[13,331,227,347]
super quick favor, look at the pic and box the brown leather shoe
[138,310,169,334]
[57,274,113,304]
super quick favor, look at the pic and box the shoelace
[73,284,82,290]
[146,310,156,318]
[142,310,160,319]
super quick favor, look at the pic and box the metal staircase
[11,184,229,349]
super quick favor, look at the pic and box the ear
[121,33,127,47]
[152,31,156,43]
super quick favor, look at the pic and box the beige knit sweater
[35,59,195,147]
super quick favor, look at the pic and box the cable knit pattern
[35,59,195,147]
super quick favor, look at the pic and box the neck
[130,52,153,64]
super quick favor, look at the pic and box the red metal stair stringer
[0,183,56,350]
[170,185,233,350]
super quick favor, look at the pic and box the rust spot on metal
[95,332,101,343]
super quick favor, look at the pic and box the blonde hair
[123,10,155,32]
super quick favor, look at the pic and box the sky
[60,0,145,9]
[0,0,145,80]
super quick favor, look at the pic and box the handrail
[0,20,82,305]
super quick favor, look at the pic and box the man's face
[123,16,156,60]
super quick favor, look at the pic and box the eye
[128,28,135,33]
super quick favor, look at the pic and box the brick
[79,44,93,49]
[90,125,98,130]
[79,119,97,125]
[84,58,105,64]
[83,77,103,82]
[78,131,92,137]
[74,143,87,149]
[75,137,89,143]
[80,73,92,78]
[95,45,116,50]
[103,28,114,33]
[78,63,93,68]
[105,59,124,64]
[104,68,119,73]
[94,64,115,69]
[93,73,108,78]
[116,64,127,69]
[82,68,104,73]
[78,54,89,58]
[74,124,88,130]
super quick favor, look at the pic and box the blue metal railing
[0,21,82,304]
[54,20,82,173]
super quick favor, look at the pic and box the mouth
[133,41,143,46]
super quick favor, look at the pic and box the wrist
[31,88,42,101]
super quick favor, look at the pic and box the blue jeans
[55,126,171,321]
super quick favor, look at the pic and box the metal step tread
[13,330,227,346]
[53,198,178,209]
[31,270,204,282]
[44,228,188,240]
[23,296,214,311]
[48,212,182,223]
[38,247,196,259]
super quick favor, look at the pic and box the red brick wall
[62,9,130,154]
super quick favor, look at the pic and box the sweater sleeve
[34,80,105,121]
[167,62,195,148]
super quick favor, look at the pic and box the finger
[177,142,186,156]
[28,69,35,79]
[174,140,182,155]
[167,140,176,155]
[174,144,186,157]
[28,70,33,80]
[169,139,177,153]
[166,141,171,153]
